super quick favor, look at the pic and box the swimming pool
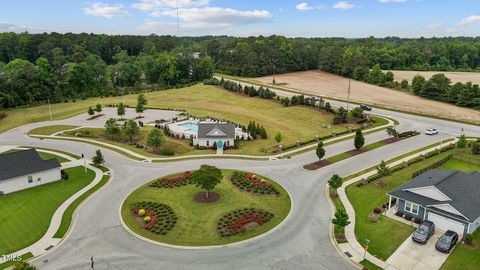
[179,122,199,133]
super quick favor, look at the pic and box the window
[404,201,420,215]
[207,141,210,146]
[27,176,33,183]
[37,177,41,182]
[227,141,230,146]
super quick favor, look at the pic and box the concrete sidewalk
[335,139,458,269]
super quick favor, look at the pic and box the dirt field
[384,70,480,85]
[255,70,480,123]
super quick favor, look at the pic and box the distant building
[387,170,480,237]
[0,149,62,194]
[193,123,235,149]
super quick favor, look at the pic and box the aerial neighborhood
[0,1,479,270]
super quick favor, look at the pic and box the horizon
[1,0,479,38]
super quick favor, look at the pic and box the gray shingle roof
[197,123,235,139]
[388,169,480,221]
[0,149,61,182]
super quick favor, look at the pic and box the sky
[0,0,479,37]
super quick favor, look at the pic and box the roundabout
[120,168,292,247]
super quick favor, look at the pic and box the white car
[425,128,439,135]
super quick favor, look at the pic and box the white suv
[425,128,439,135]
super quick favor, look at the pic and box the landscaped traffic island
[121,168,291,246]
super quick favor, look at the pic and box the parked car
[412,220,435,244]
[425,128,439,135]
[436,230,459,253]
[360,104,372,111]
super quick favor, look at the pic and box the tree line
[1,32,480,109]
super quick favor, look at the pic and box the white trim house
[193,123,236,149]
[0,149,62,194]
[387,170,480,237]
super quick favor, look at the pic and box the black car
[412,220,435,244]
[360,104,372,111]
[436,230,459,253]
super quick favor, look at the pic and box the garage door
[427,212,465,237]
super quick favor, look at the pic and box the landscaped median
[120,169,291,247]
[304,130,419,170]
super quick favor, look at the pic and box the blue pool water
[179,122,198,133]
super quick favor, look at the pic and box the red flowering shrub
[132,201,178,235]
[230,171,280,195]
[217,208,274,237]
[150,171,193,188]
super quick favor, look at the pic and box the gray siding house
[193,123,235,149]
[387,170,480,237]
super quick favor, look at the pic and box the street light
[363,239,370,261]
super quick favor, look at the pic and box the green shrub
[161,148,175,156]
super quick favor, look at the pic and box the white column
[388,196,392,210]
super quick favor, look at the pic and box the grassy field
[439,157,480,270]
[53,175,110,238]
[0,167,95,255]
[27,125,79,136]
[121,170,291,246]
[345,151,456,260]
[11,84,367,155]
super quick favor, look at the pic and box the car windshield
[439,235,451,244]
[416,226,428,235]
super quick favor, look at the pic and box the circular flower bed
[230,171,280,195]
[131,201,177,235]
[217,208,274,237]
[150,171,192,188]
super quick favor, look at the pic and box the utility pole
[48,99,53,120]
[346,80,351,111]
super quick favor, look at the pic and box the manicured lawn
[9,84,371,155]
[346,151,455,260]
[439,156,479,270]
[121,170,291,246]
[0,167,95,255]
[63,126,199,157]
[360,259,383,270]
[53,175,110,238]
[28,125,79,136]
[38,152,69,163]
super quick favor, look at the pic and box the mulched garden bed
[131,201,177,235]
[150,171,193,188]
[304,134,418,170]
[217,208,274,237]
[194,192,220,203]
[230,171,280,195]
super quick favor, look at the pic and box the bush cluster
[398,130,420,138]
[150,171,193,188]
[132,201,177,235]
[217,208,274,237]
[230,171,280,195]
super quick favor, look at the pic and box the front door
[217,140,223,149]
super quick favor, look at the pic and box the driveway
[385,230,450,270]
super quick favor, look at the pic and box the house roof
[197,123,235,139]
[388,170,480,222]
[0,149,61,182]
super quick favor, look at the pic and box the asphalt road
[0,88,478,270]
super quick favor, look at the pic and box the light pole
[346,80,351,112]
[82,153,87,174]
[48,99,53,121]
[363,239,370,261]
